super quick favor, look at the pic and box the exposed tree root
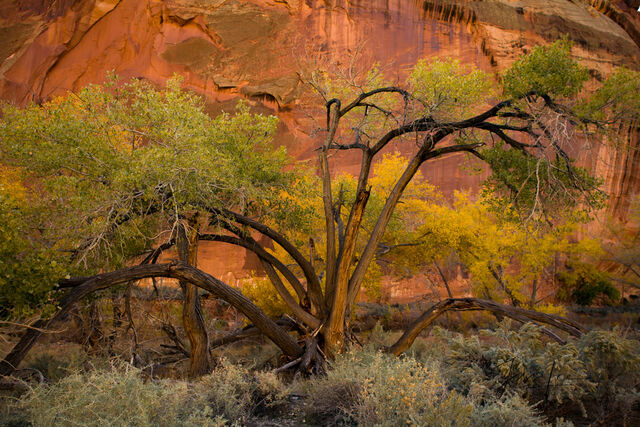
[386,297,586,356]
[275,337,325,378]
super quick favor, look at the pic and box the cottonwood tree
[0,76,292,376]
[2,40,639,375]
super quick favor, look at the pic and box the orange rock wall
[1,0,640,283]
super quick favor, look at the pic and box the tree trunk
[325,189,369,354]
[177,222,211,377]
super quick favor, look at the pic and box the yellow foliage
[0,165,27,201]
[238,274,292,319]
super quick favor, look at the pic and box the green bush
[195,358,287,422]
[469,394,548,427]
[433,321,640,423]
[557,263,620,306]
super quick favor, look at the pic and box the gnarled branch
[386,297,585,356]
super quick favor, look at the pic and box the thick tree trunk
[325,189,369,354]
[177,222,211,377]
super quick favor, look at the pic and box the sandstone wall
[1,0,639,282]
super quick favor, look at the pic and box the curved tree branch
[198,234,321,329]
[210,208,325,315]
[386,297,585,356]
[199,232,307,304]
[339,87,412,117]
[0,262,303,376]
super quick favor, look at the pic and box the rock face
[1,0,640,280]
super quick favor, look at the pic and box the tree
[0,75,292,376]
[2,39,639,375]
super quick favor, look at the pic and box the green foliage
[502,38,589,98]
[481,142,606,221]
[432,322,640,423]
[578,329,640,399]
[409,58,495,121]
[578,66,640,124]
[0,76,295,320]
[433,321,594,410]
[557,263,620,306]
[0,75,288,273]
[0,187,68,318]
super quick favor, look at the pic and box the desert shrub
[15,362,224,426]
[469,394,549,427]
[557,263,620,306]
[296,350,365,425]
[302,349,473,426]
[23,346,87,382]
[433,321,640,423]
[365,322,397,350]
[576,330,640,422]
[12,359,286,426]
[298,347,556,426]
[195,358,287,421]
[434,321,595,409]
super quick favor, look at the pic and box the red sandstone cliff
[1,0,639,283]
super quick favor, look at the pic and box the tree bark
[0,263,303,376]
[325,188,369,353]
[386,297,585,356]
[177,222,211,377]
[321,100,341,308]
[213,208,325,317]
